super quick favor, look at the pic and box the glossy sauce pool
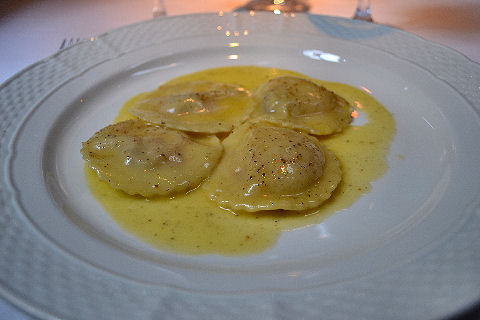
[84,66,395,255]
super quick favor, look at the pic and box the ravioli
[202,121,342,212]
[81,119,222,197]
[129,81,254,133]
[82,66,396,255]
[253,76,354,135]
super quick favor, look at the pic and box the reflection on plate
[1,12,480,320]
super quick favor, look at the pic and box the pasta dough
[202,121,342,212]
[253,76,353,135]
[129,81,254,133]
[81,119,222,197]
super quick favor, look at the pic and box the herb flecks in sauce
[84,66,395,255]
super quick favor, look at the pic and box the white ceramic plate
[1,12,479,319]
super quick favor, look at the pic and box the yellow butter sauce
[85,66,395,255]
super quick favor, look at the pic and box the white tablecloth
[1,0,479,318]
[1,0,479,86]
